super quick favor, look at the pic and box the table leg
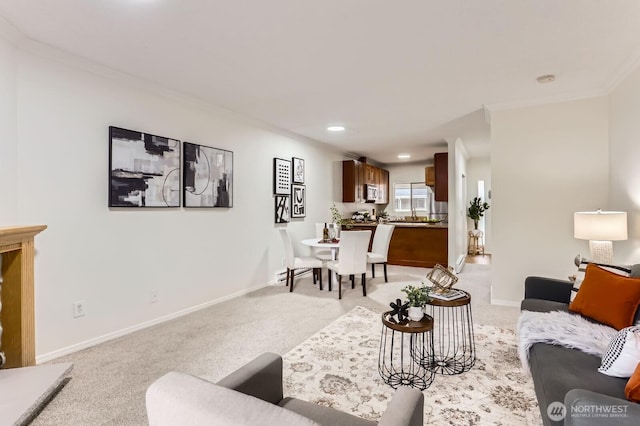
[378,326,435,390]
[424,304,476,374]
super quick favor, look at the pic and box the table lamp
[573,210,627,264]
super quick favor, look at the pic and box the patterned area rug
[283,306,542,425]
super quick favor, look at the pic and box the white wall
[448,138,468,271]
[609,65,640,264]
[465,157,492,252]
[0,35,18,223]
[490,97,609,304]
[6,41,345,360]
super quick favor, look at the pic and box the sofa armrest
[216,352,283,404]
[146,372,318,426]
[378,387,424,426]
[524,276,574,304]
[564,389,640,426]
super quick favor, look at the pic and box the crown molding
[483,88,607,114]
[0,14,26,45]
[603,50,640,94]
[16,36,336,154]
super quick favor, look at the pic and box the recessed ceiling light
[536,74,556,84]
[397,153,411,159]
[327,125,345,132]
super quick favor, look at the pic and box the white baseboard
[490,298,521,307]
[36,282,268,364]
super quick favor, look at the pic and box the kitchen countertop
[346,221,448,229]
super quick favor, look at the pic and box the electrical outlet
[72,300,86,318]
[151,289,159,304]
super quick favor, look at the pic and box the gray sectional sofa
[521,276,640,426]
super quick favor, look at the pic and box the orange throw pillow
[569,264,640,330]
[626,362,640,402]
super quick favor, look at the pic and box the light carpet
[283,306,542,425]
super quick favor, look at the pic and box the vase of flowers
[401,284,430,321]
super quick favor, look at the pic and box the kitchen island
[344,222,448,268]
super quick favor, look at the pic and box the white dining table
[301,238,340,260]
[301,238,340,288]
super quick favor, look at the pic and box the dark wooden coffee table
[423,290,476,374]
[378,311,435,390]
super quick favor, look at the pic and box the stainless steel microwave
[365,184,378,202]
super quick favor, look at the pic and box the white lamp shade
[574,211,628,241]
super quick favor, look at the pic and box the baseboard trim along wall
[36,282,268,364]
[490,298,520,307]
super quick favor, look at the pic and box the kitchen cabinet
[343,159,389,205]
[434,153,448,202]
[387,225,448,268]
[342,160,365,203]
[377,168,389,204]
[365,164,377,185]
[425,166,435,187]
[346,222,448,268]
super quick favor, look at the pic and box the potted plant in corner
[401,284,430,321]
[467,197,490,231]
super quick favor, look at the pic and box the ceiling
[1,1,639,164]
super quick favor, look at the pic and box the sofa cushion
[520,298,570,314]
[279,397,375,426]
[528,343,628,422]
[569,264,640,330]
[599,326,640,377]
[626,362,640,402]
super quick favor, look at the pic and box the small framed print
[275,195,290,223]
[274,158,291,195]
[291,184,306,218]
[292,157,305,184]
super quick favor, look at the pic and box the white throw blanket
[517,310,617,373]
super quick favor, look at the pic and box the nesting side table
[378,311,435,390]
[424,291,476,375]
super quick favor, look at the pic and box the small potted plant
[467,197,490,231]
[401,284,430,321]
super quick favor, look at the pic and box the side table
[424,290,476,374]
[378,311,435,390]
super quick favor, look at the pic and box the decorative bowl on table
[423,218,443,225]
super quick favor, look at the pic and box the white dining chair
[326,230,371,299]
[279,228,323,292]
[367,224,395,282]
[312,223,334,262]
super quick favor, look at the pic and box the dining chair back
[326,230,371,299]
[278,228,323,292]
[367,224,395,282]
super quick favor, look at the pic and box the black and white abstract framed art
[273,158,291,195]
[183,142,233,207]
[275,195,290,223]
[291,184,306,218]
[292,157,305,184]
[109,126,180,207]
